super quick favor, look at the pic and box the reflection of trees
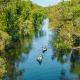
[0,57,6,79]
[56,51,65,63]
[59,68,68,80]
[52,49,70,63]
[51,32,71,62]
[70,49,80,75]
[51,36,80,80]
[34,29,45,38]
[58,49,80,80]
[3,37,32,80]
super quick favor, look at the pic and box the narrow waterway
[13,19,78,80]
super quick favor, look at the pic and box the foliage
[0,0,47,78]
[0,0,46,51]
[48,0,80,50]
[0,30,11,51]
[0,57,6,79]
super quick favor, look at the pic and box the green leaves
[0,30,11,51]
[49,0,80,50]
[0,57,6,78]
[0,0,46,51]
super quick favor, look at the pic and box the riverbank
[48,0,80,51]
[0,0,47,52]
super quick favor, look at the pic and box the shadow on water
[1,18,80,80]
[70,49,80,76]
[51,33,80,80]
[34,30,46,38]
[2,37,33,80]
[2,19,48,80]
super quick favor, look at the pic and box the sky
[30,0,61,7]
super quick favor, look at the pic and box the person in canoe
[42,46,47,53]
[36,54,43,64]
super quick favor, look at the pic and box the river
[3,18,80,80]
[5,18,78,80]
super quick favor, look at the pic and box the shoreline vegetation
[0,0,47,78]
[48,0,80,52]
[0,0,80,53]
[0,0,80,79]
[0,0,47,51]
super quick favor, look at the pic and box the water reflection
[70,49,80,75]
[2,37,33,80]
[50,28,80,79]
[51,35,80,80]
[34,19,48,38]
[2,19,47,80]
[51,49,71,63]
[34,30,45,38]
[1,18,80,80]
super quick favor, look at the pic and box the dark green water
[3,19,80,80]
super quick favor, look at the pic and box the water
[17,19,57,80]
[12,19,78,80]
[4,19,80,80]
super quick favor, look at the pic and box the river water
[7,19,78,80]
[3,18,80,80]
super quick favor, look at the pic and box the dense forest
[0,0,46,51]
[48,0,80,52]
[0,0,46,78]
[0,0,80,79]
